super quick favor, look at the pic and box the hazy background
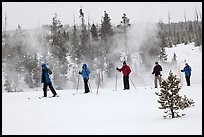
[2,2,202,30]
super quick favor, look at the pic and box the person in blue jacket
[79,64,91,93]
[41,63,57,97]
[181,63,192,86]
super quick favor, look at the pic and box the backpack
[47,68,52,75]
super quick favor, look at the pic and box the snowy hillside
[2,43,202,135]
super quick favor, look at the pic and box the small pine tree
[4,80,13,92]
[171,53,177,64]
[90,23,99,41]
[155,71,194,118]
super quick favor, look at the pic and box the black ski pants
[185,75,191,86]
[123,76,130,90]
[83,78,90,93]
[43,82,57,97]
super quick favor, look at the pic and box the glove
[79,71,82,74]
[116,67,119,71]
[181,70,184,72]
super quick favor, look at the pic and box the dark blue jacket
[41,64,52,84]
[182,65,191,76]
[80,64,90,79]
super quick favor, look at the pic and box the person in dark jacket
[152,62,162,88]
[181,63,192,86]
[41,63,57,97]
[79,64,91,93]
[116,61,131,90]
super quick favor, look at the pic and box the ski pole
[88,80,92,93]
[178,62,183,88]
[115,70,117,91]
[130,78,137,89]
[36,86,38,92]
[96,73,100,94]
[75,74,80,94]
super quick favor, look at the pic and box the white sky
[2,2,202,30]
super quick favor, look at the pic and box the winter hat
[82,64,87,68]
[185,63,188,66]
[42,63,46,68]
[155,62,158,64]
[123,61,126,64]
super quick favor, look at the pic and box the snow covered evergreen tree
[49,14,69,90]
[90,23,99,41]
[155,71,194,118]
[79,8,90,61]
[70,25,80,64]
[99,11,114,80]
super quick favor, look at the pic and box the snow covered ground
[2,43,202,135]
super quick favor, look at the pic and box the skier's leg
[84,78,90,93]
[126,76,130,89]
[48,83,57,96]
[43,83,47,97]
[154,76,158,88]
[185,76,189,86]
[123,76,126,89]
[186,76,190,86]
[158,76,162,87]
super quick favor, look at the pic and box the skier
[116,61,131,90]
[181,63,192,86]
[79,64,91,93]
[41,63,57,97]
[152,62,162,88]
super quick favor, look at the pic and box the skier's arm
[86,68,90,75]
[127,66,131,75]
[160,66,162,71]
[181,67,185,72]
[152,67,155,74]
[118,67,123,72]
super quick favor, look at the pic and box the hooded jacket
[182,65,191,76]
[118,64,131,76]
[152,64,162,76]
[80,64,91,79]
[41,64,52,84]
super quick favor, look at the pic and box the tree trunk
[170,108,174,118]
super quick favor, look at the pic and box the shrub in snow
[155,71,194,118]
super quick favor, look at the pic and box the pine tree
[159,46,168,62]
[90,23,99,41]
[50,14,67,59]
[171,53,177,64]
[70,25,80,64]
[78,8,91,61]
[4,79,13,92]
[99,11,114,41]
[155,71,195,118]
[49,14,68,90]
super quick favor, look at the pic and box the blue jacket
[80,64,90,79]
[182,65,191,76]
[41,64,52,84]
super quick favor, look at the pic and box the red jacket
[118,65,131,76]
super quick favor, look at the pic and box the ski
[73,92,91,95]
[38,95,60,99]
[144,87,158,89]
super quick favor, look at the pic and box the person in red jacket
[116,61,131,90]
